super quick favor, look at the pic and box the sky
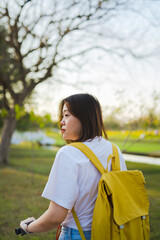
[29,0,160,121]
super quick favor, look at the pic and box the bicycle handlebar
[15,220,33,236]
[15,227,26,236]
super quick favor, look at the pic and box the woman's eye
[64,114,69,117]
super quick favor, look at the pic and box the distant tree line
[104,92,160,131]
[0,109,159,132]
[104,112,160,130]
[0,110,58,131]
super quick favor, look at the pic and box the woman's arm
[20,201,68,233]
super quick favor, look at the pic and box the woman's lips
[61,129,66,133]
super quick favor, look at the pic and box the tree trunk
[0,110,16,165]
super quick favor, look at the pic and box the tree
[127,91,160,130]
[0,0,159,164]
[0,0,130,164]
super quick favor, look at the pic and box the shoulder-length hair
[59,93,108,142]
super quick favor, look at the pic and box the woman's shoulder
[83,136,111,147]
[57,144,80,154]
[53,145,82,171]
[56,144,85,163]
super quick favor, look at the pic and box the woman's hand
[19,201,68,234]
[20,217,36,233]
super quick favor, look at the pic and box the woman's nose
[60,118,65,125]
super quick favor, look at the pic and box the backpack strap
[71,208,86,240]
[107,143,121,171]
[69,142,106,174]
[69,142,121,173]
[142,216,148,240]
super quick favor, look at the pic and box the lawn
[107,130,160,154]
[127,162,160,240]
[0,143,160,239]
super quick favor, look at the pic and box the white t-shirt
[42,137,127,231]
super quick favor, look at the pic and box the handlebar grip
[15,227,26,236]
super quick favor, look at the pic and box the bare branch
[21,0,32,8]
[0,0,159,108]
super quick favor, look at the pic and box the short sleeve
[42,146,79,209]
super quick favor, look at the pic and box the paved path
[123,154,160,166]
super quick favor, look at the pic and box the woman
[20,93,127,239]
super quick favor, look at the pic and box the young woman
[20,93,127,239]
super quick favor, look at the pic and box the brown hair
[59,93,108,142]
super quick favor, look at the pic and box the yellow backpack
[70,142,150,240]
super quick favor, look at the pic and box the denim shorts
[59,226,91,240]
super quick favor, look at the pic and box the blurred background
[0,0,160,239]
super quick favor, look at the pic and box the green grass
[126,162,160,240]
[107,130,160,154]
[0,144,160,239]
[111,139,160,154]
[9,145,55,176]
[0,168,56,240]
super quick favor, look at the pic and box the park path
[123,154,160,166]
